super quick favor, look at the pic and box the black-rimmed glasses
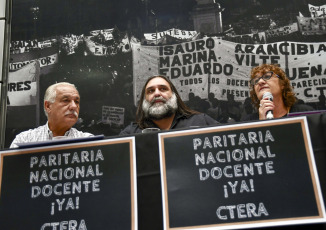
[250,71,280,86]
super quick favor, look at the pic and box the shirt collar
[46,122,72,139]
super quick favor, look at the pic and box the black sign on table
[0,137,137,230]
[159,117,326,229]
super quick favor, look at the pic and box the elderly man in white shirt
[10,82,93,148]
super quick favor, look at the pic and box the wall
[3,0,326,148]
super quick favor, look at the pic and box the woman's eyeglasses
[250,71,280,86]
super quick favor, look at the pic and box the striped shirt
[10,122,94,148]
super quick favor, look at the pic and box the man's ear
[44,101,51,114]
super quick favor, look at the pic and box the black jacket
[242,103,315,121]
[119,113,218,135]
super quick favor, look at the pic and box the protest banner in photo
[10,39,39,54]
[225,31,266,44]
[60,35,83,55]
[38,39,57,49]
[120,34,131,53]
[308,4,326,18]
[132,37,326,104]
[158,117,325,230]
[9,46,58,75]
[297,16,326,35]
[102,106,125,126]
[9,53,58,71]
[10,38,58,54]
[0,137,137,230]
[265,23,298,40]
[7,62,39,106]
[144,28,198,42]
[90,28,114,39]
[84,36,118,56]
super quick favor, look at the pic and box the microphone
[262,92,274,119]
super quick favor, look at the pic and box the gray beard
[142,93,178,120]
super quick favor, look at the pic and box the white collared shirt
[10,122,94,148]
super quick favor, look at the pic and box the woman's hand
[258,97,275,120]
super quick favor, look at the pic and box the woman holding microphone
[243,64,313,121]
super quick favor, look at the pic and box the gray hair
[43,82,78,117]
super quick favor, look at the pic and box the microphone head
[262,92,273,101]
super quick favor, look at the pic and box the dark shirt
[119,113,218,135]
[242,103,315,121]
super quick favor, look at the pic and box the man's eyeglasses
[250,71,280,86]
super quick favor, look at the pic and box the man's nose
[153,88,161,96]
[69,100,77,108]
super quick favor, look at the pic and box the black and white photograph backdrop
[5,0,326,147]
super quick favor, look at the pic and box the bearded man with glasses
[243,64,314,121]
